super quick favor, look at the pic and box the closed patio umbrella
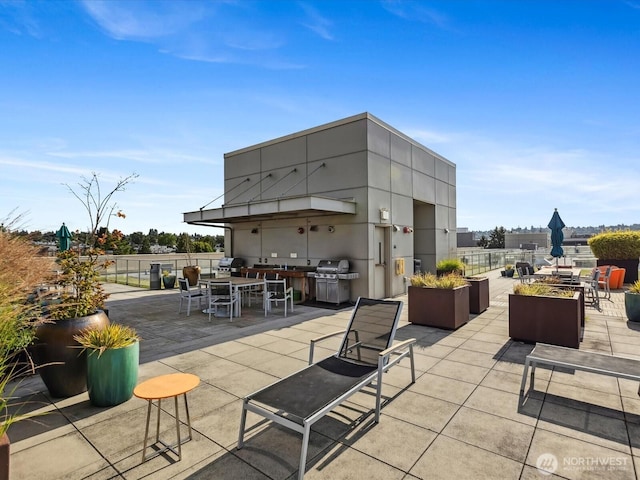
[56,223,72,251]
[547,208,565,269]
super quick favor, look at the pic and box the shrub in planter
[625,281,640,323]
[435,258,466,277]
[509,283,582,348]
[408,273,470,329]
[74,323,140,407]
[588,231,640,283]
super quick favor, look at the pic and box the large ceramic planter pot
[466,277,489,314]
[34,311,110,398]
[86,342,139,407]
[182,265,201,286]
[597,259,638,284]
[408,285,470,330]
[509,292,582,348]
[0,433,8,480]
[162,275,176,289]
[625,292,640,322]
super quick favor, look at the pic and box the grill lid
[316,259,350,274]
[218,257,244,268]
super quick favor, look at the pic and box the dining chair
[264,278,294,317]
[206,281,239,322]
[583,268,600,309]
[177,278,205,316]
[597,265,613,300]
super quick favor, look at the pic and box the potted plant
[74,323,140,407]
[408,273,470,329]
[588,230,640,284]
[162,269,176,289]
[625,281,640,322]
[0,222,56,480]
[435,258,466,277]
[501,264,515,278]
[34,172,136,398]
[465,275,489,314]
[509,283,582,348]
[180,233,201,286]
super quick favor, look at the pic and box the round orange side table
[133,373,200,462]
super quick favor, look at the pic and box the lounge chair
[237,297,416,480]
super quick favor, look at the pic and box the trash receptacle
[150,263,161,290]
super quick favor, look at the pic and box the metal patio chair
[263,278,294,317]
[206,281,239,321]
[238,297,416,480]
[177,278,205,316]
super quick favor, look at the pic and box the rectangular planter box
[466,277,489,314]
[508,292,582,349]
[408,285,470,330]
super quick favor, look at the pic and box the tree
[192,240,213,253]
[176,233,191,253]
[128,231,145,248]
[139,237,151,254]
[158,232,177,247]
[477,235,488,248]
[147,228,158,245]
[64,172,138,247]
[487,226,506,249]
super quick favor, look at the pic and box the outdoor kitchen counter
[241,268,311,303]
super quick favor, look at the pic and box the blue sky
[1,0,639,236]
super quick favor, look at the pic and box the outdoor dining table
[533,266,583,280]
[200,277,264,318]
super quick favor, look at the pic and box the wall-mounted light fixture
[251,228,259,234]
[392,225,400,232]
[379,208,390,222]
[444,228,450,234]
[297,227,305,234]
[328,226,335,233]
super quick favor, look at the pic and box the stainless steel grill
[217,257,244,277]
[313,259,359,304]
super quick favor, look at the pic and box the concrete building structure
[184,113,457,300]
[505,232,550,250]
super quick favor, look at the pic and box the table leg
[183,392,193,440]
[155,398,161,443]
[174,395,181,460]
[141,400,152,462]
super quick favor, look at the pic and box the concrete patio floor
[7,270,640,479]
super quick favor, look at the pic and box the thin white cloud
[45,148,214,165]
[299,2,334,40]
[381,0,450,29]
[0,0,43,37]
[80,0,209,40]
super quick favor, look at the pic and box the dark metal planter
[466,277,489,314]
[597,259,639,284]
[508,292,582,349]
[408,285,470,330]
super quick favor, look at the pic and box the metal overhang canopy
[183,195,356,225]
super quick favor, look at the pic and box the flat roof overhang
[183,195,356,225]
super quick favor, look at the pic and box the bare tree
[64,172,138,246]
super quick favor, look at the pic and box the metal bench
[520,343,640,401]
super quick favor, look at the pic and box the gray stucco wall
[221,113,456,300]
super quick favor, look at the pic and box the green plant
[0,225,54,435]
[629,281,640,294]
[505,264,514,271]
[436,258,466,273]
[513,283,573,297]
[162,269,172,277]
[47,172,137,320]
[588,231,640,259]
[74,323,140,358]
[410,272,468,289]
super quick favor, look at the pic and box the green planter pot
[162,275,176,289]
[625,292,640,322]
[86,342,139,407]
